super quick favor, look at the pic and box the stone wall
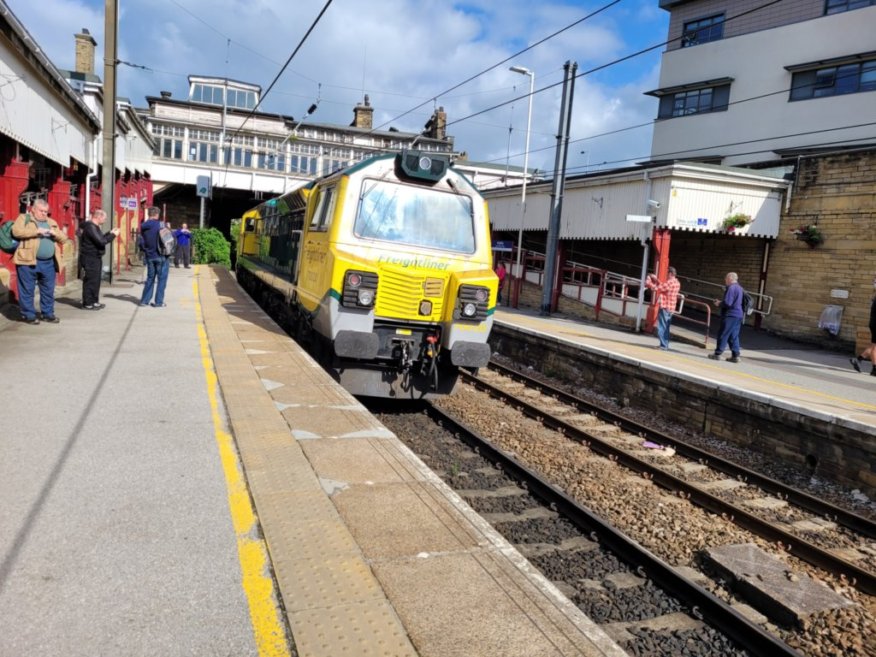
[763,149,876,350]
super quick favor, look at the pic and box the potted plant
[790,224,824,248]
[722,213,752,233]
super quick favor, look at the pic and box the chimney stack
[424,106,447,140]
[74,28,96,75]
[352,94,373,129]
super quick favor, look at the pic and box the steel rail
[484,361,876,539]
[461,369,876,596]
[425,403,804,657]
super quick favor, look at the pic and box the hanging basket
[790,224,824,248]
[722,213,752,232]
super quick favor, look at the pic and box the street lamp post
[509,65,534,308]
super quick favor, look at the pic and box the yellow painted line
[192,267,291,657]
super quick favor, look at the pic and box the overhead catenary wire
[482,65,874,171]
[368,0,623,135]
[443,0,786,132]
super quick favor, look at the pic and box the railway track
[461,363,876,596]
[375,402,802,657]
[419,374,874,657]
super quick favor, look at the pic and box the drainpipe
[84,135,99,219]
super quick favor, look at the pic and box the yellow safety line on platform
[192,268,291,657]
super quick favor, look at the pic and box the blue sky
[6,0,670,175]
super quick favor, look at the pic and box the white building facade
[648,0,876,165]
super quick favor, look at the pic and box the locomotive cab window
[309,186,337,232]
[354,180,475,253]
[244,218,256,232]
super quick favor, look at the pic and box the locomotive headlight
[342,269,378,308]
[462,302,478,318]
[474,288,488,303]
[358,289,374,306]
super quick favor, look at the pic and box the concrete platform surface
[0,265,629,657]
[494,307,876,433]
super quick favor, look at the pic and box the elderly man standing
[12,199,64,324]
[646,266,681,350]
[80,208,120,310]
[708,272,745,363]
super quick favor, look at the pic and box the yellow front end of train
[239,150,498,398]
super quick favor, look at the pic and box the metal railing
[508,249,747,346]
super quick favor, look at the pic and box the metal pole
[510,66,534,308]
[100,0,118,282]
[199,196,205,229]
[635,171,654,332]
[540,61,577,316]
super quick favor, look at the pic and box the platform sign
[492,240,513,252]
[626,214,654,223]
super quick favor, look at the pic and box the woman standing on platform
[850,276,876,376]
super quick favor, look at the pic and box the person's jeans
[657,308,673,349]
[17,259,56,319]
[140,257,170,305]
[715,315,743,356]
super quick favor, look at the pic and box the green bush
[192,227,231,267]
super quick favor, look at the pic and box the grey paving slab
[704,543,856,626]
[0,267,260,656]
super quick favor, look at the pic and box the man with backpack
[138,206,173,307]
[708,272,745,363]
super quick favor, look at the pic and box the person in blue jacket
[708,272,744,363]
[138,207,169,307]
[173,223,192,268]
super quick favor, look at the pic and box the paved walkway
[0,266,272,656]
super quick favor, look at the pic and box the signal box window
[681,14,724,48]
[825,0,875,15]
[790,58,876,100]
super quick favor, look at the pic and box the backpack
[742,291,754,316]
[157,226,176,256]
[0,220,18,254]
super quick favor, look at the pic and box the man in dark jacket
[138,206,170,307]
[80,209,119,310]
[708,272,745,363]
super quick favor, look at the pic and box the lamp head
[509,65,531,75]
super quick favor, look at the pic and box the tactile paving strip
[199,268,417,657]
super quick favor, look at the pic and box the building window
[189,129,220,163]
[681,14,724,47]
[790,58,876,100]
[152,124,184,160]
[825,0,875,15]
[657,84,730,119]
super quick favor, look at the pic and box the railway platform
[0,266,625,657]
[491,306,876,497]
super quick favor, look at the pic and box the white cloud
[4,0,668,172]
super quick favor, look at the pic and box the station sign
[625,214,654,223]
[492,240,514,252]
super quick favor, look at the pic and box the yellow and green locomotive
[236,150,498,398]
